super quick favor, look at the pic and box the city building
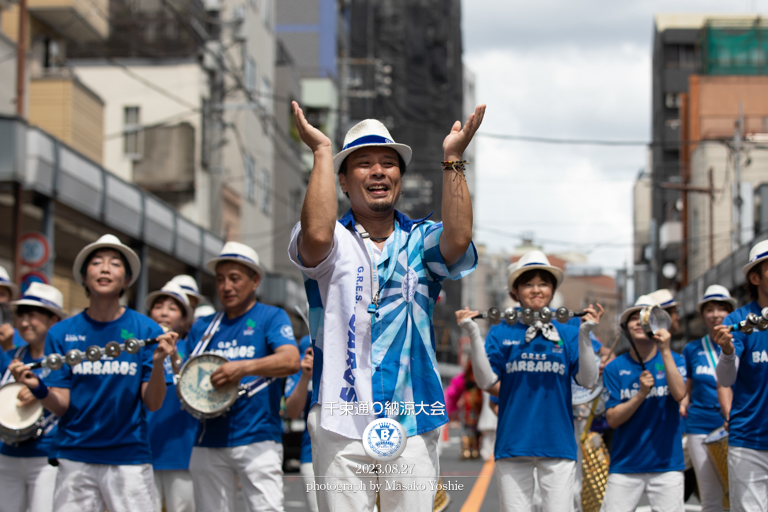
[640,13,765,295]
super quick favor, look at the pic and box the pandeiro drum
[0,382,45,445]
[177,353,240,419]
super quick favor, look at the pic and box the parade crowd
[0,101,767,512]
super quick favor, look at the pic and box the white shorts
[729,445,768,512]
[495,456,575,512]
[154,469,195,512]
[600,471,684,512]
[53,459,156,512]
[308,404,440,512]
[686,434,723,512]
[0,454,57,512]
[189,441,283,512]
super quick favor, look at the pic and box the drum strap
[1,346,26,385]
[702,335,719,378]
[240,376,276,398]
[192,311,225,356]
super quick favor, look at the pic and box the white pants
[687,434,723,512]
[729,445,768,512]
[300,462,319,512]
[495,456,576,511]
[53,459,156,512]
[600,471,684,512]
[189,441,284,512]
[0,454,57,512]
[480,430,496,461]
[154,469,195,512]
[308,404,440,512]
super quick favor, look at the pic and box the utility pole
[661,176,722,282]
[15,0,27,117]
[733,102,743,250]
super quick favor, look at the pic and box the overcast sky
[462,0,768,272]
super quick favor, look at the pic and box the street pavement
[233,427,704,511]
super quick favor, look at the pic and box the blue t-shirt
[603,351,687,473]
[683,338,722,434]
[188,302,296,448]
[147,339,198,471]
[45,308,164,464]
[12,329,24,348]
[285,335,312,464]
[0,346,60,458]
[486,320,580,460]
[724,301,768,450]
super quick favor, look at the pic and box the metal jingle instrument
[729,308,768,334]
[26,337,161,371]
[638,305,672,338]
[498,306,588,326]
[471,307,502,324]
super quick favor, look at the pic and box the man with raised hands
[288,101,485,511]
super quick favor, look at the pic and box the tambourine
[0,382,45,445]
[638,306,671,338]
[473,306,587,326]
[27,338,161,371]
[729,309,768,334]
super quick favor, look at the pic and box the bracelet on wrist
[30,379,49,400]
[441,160,468,182]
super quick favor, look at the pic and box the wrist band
[441,160,467,182]
[30,379,49,400]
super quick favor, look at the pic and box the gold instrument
[580,398,610,512]
[580,334,619,512]
[704,426,729,510]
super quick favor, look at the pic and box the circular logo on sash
[401,267,418,303]
[362,418,407,461]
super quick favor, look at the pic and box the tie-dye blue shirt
[288,209,477,439]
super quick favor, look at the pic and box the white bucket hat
[194,304,216,319]
[620,295,659,326]
[145,281,194,320]
[0,265,19,300]
[206,241,265,279]
[73,234,141,288]
[333,119,412,174]
[648,289,679,309]
[697,284,737,315]
[12,282,67,319]
[744,239,768,276]
[170,274,204,303]
[507,250,564,291]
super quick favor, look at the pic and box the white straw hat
[206,241,265,279]
[194,304,216,319]
[647,289,679,309]
[145,281,194,320]
[0,265,19,300]
[697,284,737,315]
[333,119,412,173]
[507,250,564,291]
[170,274,204,303]
[12,282,67,318]
[620,295,659,326]
[744,239,768,276]
[72,234,141,287]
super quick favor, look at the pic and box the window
[123,106,143,159]
[244,154,256,203]
[261,168,271,215]
[261,0,271,28]
[244,56,257,95]
[260,76,272,114]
